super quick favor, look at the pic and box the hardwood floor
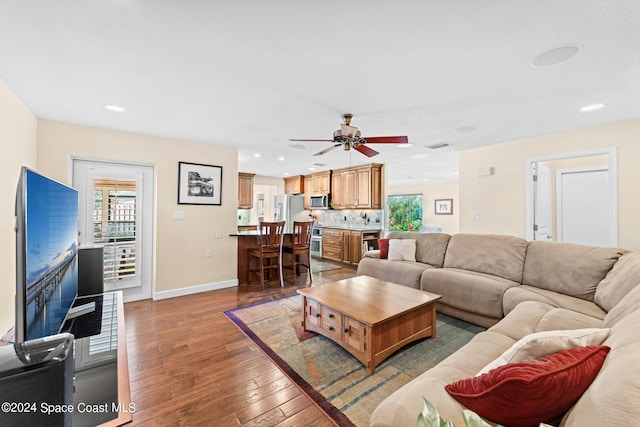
[124,263,357,427]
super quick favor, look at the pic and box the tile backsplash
[312,209,383,229]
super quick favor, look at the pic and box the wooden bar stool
[248,221,285,289]
[282,220,314,285]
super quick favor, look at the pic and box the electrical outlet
[173,210,184,220]
[205,248,212,257]
[471,211,480,220]
[215,230,222,239]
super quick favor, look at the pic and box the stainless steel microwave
[309,194,330,209]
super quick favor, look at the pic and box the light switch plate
[173,210,184,220]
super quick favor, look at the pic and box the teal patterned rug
[225,295,485,426]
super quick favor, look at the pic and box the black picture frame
[177,161,222,205]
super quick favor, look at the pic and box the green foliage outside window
[388,194,423,231]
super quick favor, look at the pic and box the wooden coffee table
[297,275,441,374]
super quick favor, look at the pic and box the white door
[73,160,153,302]
[556,167,611,247]
[533,164,552,240]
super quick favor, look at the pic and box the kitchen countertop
[315,225,382,232]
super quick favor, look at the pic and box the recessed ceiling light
[278,156,285,161]
[253,153,261,157]
[580,103,605,112]
[423,178,430,182]
[283,172,290,176]
[292,144,306,149]
[308,167,316,171]
[104,104,125,113]
[531,44,581,68]
[397,143,414,148]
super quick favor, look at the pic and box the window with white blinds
[93,179,137,282]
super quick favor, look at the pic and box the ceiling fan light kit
[291,113,409,158]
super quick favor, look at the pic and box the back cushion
[522,241,627,302]
[387,231,451,267]
[595,253,640,312]
[443,234,528,283]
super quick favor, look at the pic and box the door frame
[524,147,617,246]
[71,157,155,302]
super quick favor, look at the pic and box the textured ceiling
[1,1,639,184]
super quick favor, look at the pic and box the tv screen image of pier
[25,170,78,341]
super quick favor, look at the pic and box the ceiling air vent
[426,143,450,150]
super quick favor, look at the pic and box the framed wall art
[178,161,222,205]
[434,198,453,215]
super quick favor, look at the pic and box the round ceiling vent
[531,44,581,68]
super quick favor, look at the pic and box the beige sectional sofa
[357,232,640,426]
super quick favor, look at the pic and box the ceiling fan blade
[289,138,335,142]
[354,144,379,157]
[313,144,340,156]
[363,136,409,144]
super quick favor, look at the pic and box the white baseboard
[153,279,238,300]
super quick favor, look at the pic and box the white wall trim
[153,279,238,300]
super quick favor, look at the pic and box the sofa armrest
[363,250,381,259]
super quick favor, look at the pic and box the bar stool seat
[282,220,314,285]
[248,221,285,289]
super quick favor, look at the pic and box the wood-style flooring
[124,263,358,427]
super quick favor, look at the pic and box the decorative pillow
[445,345,610,427]
[477,328,611,376]
[378,238,390,259]
[388,238,416,262]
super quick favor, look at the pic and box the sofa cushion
[386,231,451,267]
[443,233,528,283]
[477,328,610,375]
[603,278,640,328]
[503,285,607,319]
[421,268,518,319]
[388,238,416,262]
[357,258,434,289]
[522,240,627,302]
[445,345,610,427]
[595,253,640,311]
[562,307,640,426]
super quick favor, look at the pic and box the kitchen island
[229,230,297,286]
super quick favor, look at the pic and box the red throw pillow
[445,345,610,427]
[378,238,389,259]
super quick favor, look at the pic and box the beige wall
[387,181,460,234]
[460,119,640,252]
[0,80,38,334]
[37,120,239,295]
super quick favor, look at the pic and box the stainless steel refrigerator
[274,194,307,234]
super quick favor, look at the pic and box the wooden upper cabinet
[238,172,255,209]
[284,175,304,194]
[311,171,331,194]
[330,171,345,209]
[331,164,382,209]
[303,175,313,209]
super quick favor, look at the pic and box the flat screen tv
[15,167,79,343]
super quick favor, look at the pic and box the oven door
[310,237,322,258]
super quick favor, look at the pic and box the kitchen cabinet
[304,171,331,209]
[311,171,331,194]
[303,175,313,209]
[238,172,255,209]
[284,175,304,194]
[321,228,343,262]
[330,164,382,209]
[322,228,380,265]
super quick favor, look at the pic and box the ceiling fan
[290,113,409,157]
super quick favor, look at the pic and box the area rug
[224,295,485,426]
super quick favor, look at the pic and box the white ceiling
[1,1,639,185]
